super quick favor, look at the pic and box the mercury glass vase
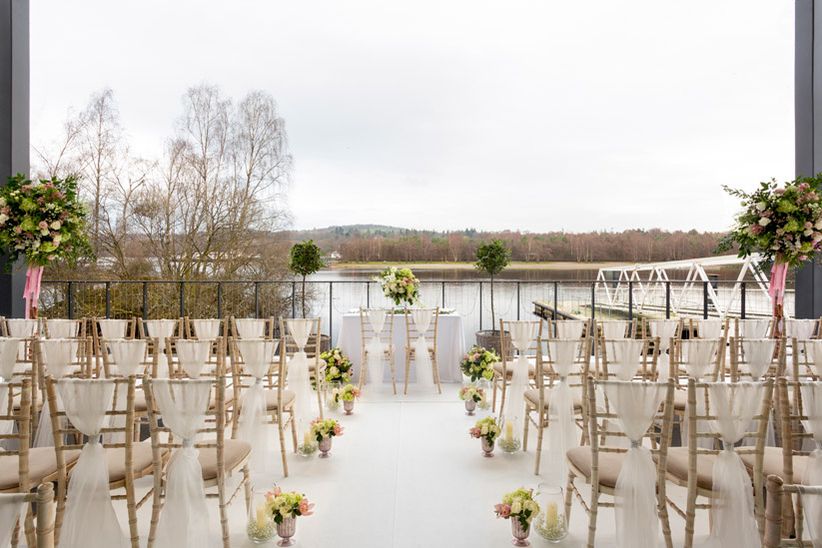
[510,518,531,547]
[465,399,477,415]
[343,400,354,414]
[319,436,333,458]
[481,437,494,457]
[276,517,296,547]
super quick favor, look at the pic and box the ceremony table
[337,311,467,383]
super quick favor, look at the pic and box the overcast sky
[30,1,795,233]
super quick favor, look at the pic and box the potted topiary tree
[289,239,324,318]
[474,239,511,355]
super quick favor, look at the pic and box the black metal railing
[37,278,783,345]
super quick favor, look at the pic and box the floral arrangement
[310,417,344,442]
[321,347,353,385]
[459,385,485,404]
[265,486,314,524]
[494,488,540,530]
[339,383,360,402]
[469,416,501,444]
[0,175,92,318]
[375,266,420,307]
[460,345,499,383]
[720,177,822,267]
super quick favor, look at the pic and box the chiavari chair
[403,307,442,395]
[0,483,55,548]
[764,475,822,548]
[357,308,396,394]
[185,317,225,340]
[279,318,324,420]
[493,319,542,414]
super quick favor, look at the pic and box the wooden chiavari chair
[792,336,822,380]
[92,317,136,375]
[525,335,591,475]
[403,307,442,395]
[599,337,659,381]
[764,475,822,548]
[279,318,324,420]
[565,378,676,548]
[231,316,273,340]
[492,319,542,414]
[46,376,147,548]
[785,318,821,341]
[664,378,774,548]
[229,337,296,476]
[668,337,724,442]
[0,483,55,548]
[357,308,396,394]
[548,319,591,340]
[145,377,251,548]
[592,319,635,375]
[41,318,86,340]
[185,317,225,340]
[734,317,774,341]
[729,336,785,382]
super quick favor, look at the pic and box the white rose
[511,501,522,515]
[481,425,488,436]
[758,217,771,227]
[50,220,61,230]
[0,197,5,207]
[755,201,767,211]
[0,213,7,225]
[816,219,822,230]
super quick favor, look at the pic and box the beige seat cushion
[105,442,156,483]
[740,446,807,482]
[199,439,251,481]
[566,446,625,489]
[0,447,80,491]
[665,447,721,491]
[264,389,296,410]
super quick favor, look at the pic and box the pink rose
[13,226,22,234]
[750,225,764,235]
[495,504,511,518]
[299,499,314,516]
[333,424,343,436]
[38,221,48,230]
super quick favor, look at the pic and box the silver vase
[511,518,531,546]
[344,400,354,415]
[481,437,494,457]
[465,400,476,415]
[319,436,332,458]
[276,517,296,547]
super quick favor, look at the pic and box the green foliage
[289,240,324,276]
[474,239,511,277]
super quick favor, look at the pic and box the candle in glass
[303,431,312,447]
[545,502,558,529]
[505,420,513,443]
[256,504,268,529]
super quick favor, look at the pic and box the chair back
[185,317,224,340]
[786,318,820,340]
[734,318,773,340]
[549,319,590,340]
[670,337,724,382]
[764,475,822,548]
[166,336,225,379]
[100,338,155,378]
[730,337,784,381]
[42,318,86,340]
[359,308,394,352]
[791,337,822,380]
[600,337,658,381]
[596,319,635,339]
[403,308,440,347]
[231,316,273,340]
[0,483,55,548]
[684,317,726,339]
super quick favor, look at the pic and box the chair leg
[432,352,441,394]
[587,482,600,548]
[389,351,397,395]
[684,484,698,548]
[289,409,298,453]
[125,480,140,548]
[564,473,575,526]
[279,414,290,477]
[404,350,411,395]
[492,378,498,413]
[23,504,35,548]
[217,476,230,548]
[522,404,530,452]
[147,474,162,548]
[499,377,508,418]
[358,350,367,391]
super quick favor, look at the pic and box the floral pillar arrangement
[721,177,822,336]
[0,175,92,319]
[375,266,420,308]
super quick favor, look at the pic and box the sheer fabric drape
[555,320,584,339]
[57,379,128,548]
[235,319,267,339]
[236,339,278,475]
[679,339,719,381]
[503,322,536,433]
[190,319,221,340]
[543,340,580,485]
[606,339,644,380]
[805,341,822,377]
[0,493,25,547]
[695,319,723,339]
[801,383,822,547]
[0,339,19,381]
[35,339,80,447]
[740,339,775,380]
[787,319,818,340]
[366,310,387,386]
[98,319,129,340]
[600,321,630,339]
[739,319,771,339]
[286,319,315,434]
[0,384,11,441]
[6,319,37,338]
[602,381,666,548]
[176,340,212,378]
[152,379,215,548]
[107,339,146,377]
[706,382,765,548]
[649,320,678,379]
[411,309,434,388]
[45,319,78,339]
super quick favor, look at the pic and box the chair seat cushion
[673,390,687,410]
[199,439,251,481]
[566,446,625,489]
[740,446,807,482]
[665,447,720,491]
[264,389,296,410]
[105,442,156,483]
[0,447,80,491]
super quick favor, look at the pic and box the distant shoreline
[328,261,624,271]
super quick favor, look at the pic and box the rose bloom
[298,499,314,516]
[495,504,512,518]
[332,424,343,436]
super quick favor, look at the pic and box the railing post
[665,282,671,319]
[703,281,709,319]
[291,282,296,318]
[441,281,446,308]
[67,281,74,320]
[254,282,260,318]
[142,282,148,320]
[217,282,223,318]
[479,282,483,330]
[179,281,186,318]
[554,281,559,320]
[628,281,633,321]
[741,281,747,319]
[366,282,370,308]
[517,282,521,320]
[105,281,111,319]
[329,282,333,343]
[591,282,596,321]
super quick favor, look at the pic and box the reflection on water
[312,268,600,282]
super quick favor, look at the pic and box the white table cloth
[337,312,466,383]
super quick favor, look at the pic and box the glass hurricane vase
[247,489,276,544]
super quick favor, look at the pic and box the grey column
[0,0,28,318]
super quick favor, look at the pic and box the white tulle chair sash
[235,339,277,474]
[106,339,147,377]
[606,339,645,380]
[0,492,26,547]
[555,320,584,339]
[235,318,267,339]
[144,320,177,354]
[176,340,213,378]
[0,339,21,381]
[151,379,214,548]
[800,382,822,544]
[600,320,630,339]
[788,319,818,340]
[602,381,666,548]
[57,379,127,548]
[34,339,81,448]
[45,319,79,339]
[504,322,537,430]
[365,310,387,385]
[739,319,772,339]
[286,319,315,433]
[0,384,11,439]
[190,319,221,340]
[543,339,582,484]
[706,381,765,548]
[98,319,129,340]
[679,339,719,381]
[411,309,435,387]
[804,341,822,377]
[741,339,776,380]
[695,319,723,339]
[650,320,678,377]
[6,319,37,338]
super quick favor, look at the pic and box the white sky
[30,1,795,233]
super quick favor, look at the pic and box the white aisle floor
[115,383,711,548]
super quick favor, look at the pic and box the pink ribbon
[23,265,44,319]
[768,261,789,306]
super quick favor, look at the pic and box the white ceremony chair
[0,483,55,548]
[764,475,822,548]
[403,308,441,395]
[280,318,324,433]
[493,319,541,414]
[358,308,396,394]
